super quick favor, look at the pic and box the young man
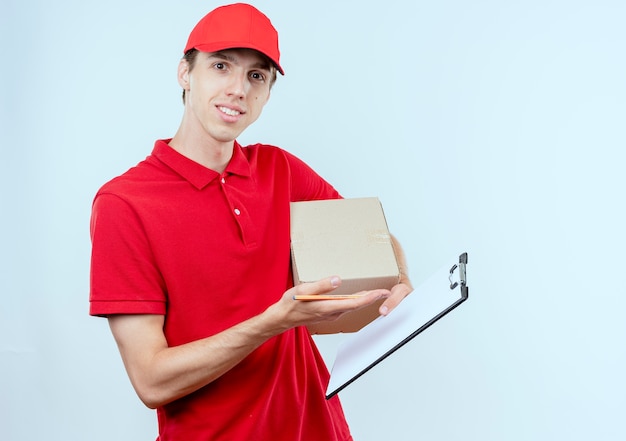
[89,3,412,440]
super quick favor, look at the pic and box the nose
[226,72,247,99]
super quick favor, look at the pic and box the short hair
[181,49,278,104]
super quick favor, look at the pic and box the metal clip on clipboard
[449,252,469,295]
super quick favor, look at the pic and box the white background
[2,1,625,440]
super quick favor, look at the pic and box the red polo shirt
[89,140,351,441]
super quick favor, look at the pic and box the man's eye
[250,72,265,81]
[214,63,226,70]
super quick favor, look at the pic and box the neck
[169,128,234,174]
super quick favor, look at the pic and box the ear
[177,59,190,91]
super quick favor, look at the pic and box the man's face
[179,48,272,144]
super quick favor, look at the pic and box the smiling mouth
[218,106,242,116]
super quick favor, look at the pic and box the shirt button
[221,177,226,184]
[234,208,241,216]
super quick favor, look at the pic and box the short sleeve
[282,150,342,201]
[89,192,167,317]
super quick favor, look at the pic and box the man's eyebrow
[208,51,237,63]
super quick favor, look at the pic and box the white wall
[2,1,625,440]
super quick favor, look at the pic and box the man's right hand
[266,276,391,333]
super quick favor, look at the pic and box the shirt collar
[152,139,252,190]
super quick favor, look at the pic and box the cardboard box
[290,197,400,333]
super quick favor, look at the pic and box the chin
[205,126,243,143]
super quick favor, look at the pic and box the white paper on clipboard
[325,253,469,399]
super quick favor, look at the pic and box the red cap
[184,3,284,75]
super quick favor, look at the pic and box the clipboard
[325,252,469,399]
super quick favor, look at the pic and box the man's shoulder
[240,142,284,155]
[240,142,304,166]
[95,155,164,199]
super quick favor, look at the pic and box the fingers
[379,282,413,316]
[289,278,390,311]
[280,278,396,331]
[290,276,342,298]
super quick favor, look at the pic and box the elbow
[129,368,206,409]
[140,396,161,410]
[138,390,175,410]
[136,388,164,409]
[133,382,174,409]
